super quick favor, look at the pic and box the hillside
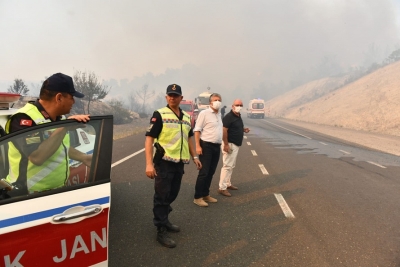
[267,60,400,137]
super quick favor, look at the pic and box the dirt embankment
[267,60,400,137]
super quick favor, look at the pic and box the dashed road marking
[367,161,386,169]
[112,148,145,168]
[244,136,247,139]
[274,193,295,219]
[251,150,257,156]
[339,149,350,154]
[247,142,251,146]
[319,142,327,145]
[258,164,269,175]
[265,120,312,139]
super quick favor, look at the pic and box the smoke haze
[1,0,400,104]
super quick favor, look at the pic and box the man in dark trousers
[218,99,250,197]
[193,93,223,207]
[145,84,201,248]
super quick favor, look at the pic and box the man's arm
[222,127,230,153]
[69,147,92,167]
[189,136,201,170]
[145,136,156,179]
[144,111,163,179]
[194,131,202,155]
[193,111,205,155]
[28,127,69,166]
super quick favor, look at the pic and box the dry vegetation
[267,60,400,137]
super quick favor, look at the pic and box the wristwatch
[193,156,199,160]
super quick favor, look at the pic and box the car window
[0,116,113,204]
[180,104,193,112]
[252,103,264,109]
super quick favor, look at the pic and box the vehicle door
[0,115,113,267]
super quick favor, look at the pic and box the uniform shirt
[8,101,63,157]
[193,107,223,144]
[145,105,194,138]
[223,110,244,146]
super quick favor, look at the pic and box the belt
[201,139,221,146]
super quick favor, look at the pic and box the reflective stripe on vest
[5,103,70,192]
[157,107,191,163]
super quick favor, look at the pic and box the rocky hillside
[267,60,400,137]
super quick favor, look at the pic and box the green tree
[73,71,110,114]
[8,78,29,95]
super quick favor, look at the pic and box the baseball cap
[166,84,182,95]
[46,73,85,98]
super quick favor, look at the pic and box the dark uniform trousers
[194,140,221,199]
[153,159,184,227]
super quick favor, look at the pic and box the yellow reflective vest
[157,106,191,163]
[5,103,70,193]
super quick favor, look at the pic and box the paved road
[109,117,400,267]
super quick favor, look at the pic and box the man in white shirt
[193,93,223,207]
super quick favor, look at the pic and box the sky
[1,0,400,105]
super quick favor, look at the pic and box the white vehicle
[247,99,265,119]
[0,92,113,266]
[195,90,213,111]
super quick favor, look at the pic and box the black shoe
[165,222,180,233]
[157,227,177,248]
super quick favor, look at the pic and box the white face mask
[234,106,242,113]
[211,100,222,110]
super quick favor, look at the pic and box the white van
[247,99,265,119]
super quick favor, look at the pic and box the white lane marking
[244,136,247,139]
[367,161,386,169]
[247,142,251,146]
[111,148,145,168]
[274,194,295,219]
[339,149,350,154]
[319,142,327,145]
[258,164,269,175]
[251,150,258,156]
[265,120,312,139]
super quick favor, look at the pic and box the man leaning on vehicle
[5,73,91,194]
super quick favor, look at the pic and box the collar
[208,107,220,114]
[166,104,183,119]
[34,100,62,121]
[230,110,241,117]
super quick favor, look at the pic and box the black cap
[166,84,182,95]
[46,73,85,98]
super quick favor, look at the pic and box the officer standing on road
[145,84,201,248]
[193,93,223,207]
[5,73,91,194]
[218,99,250,197]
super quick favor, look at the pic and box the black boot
[165,221,180,233]
[157,226,176,248]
